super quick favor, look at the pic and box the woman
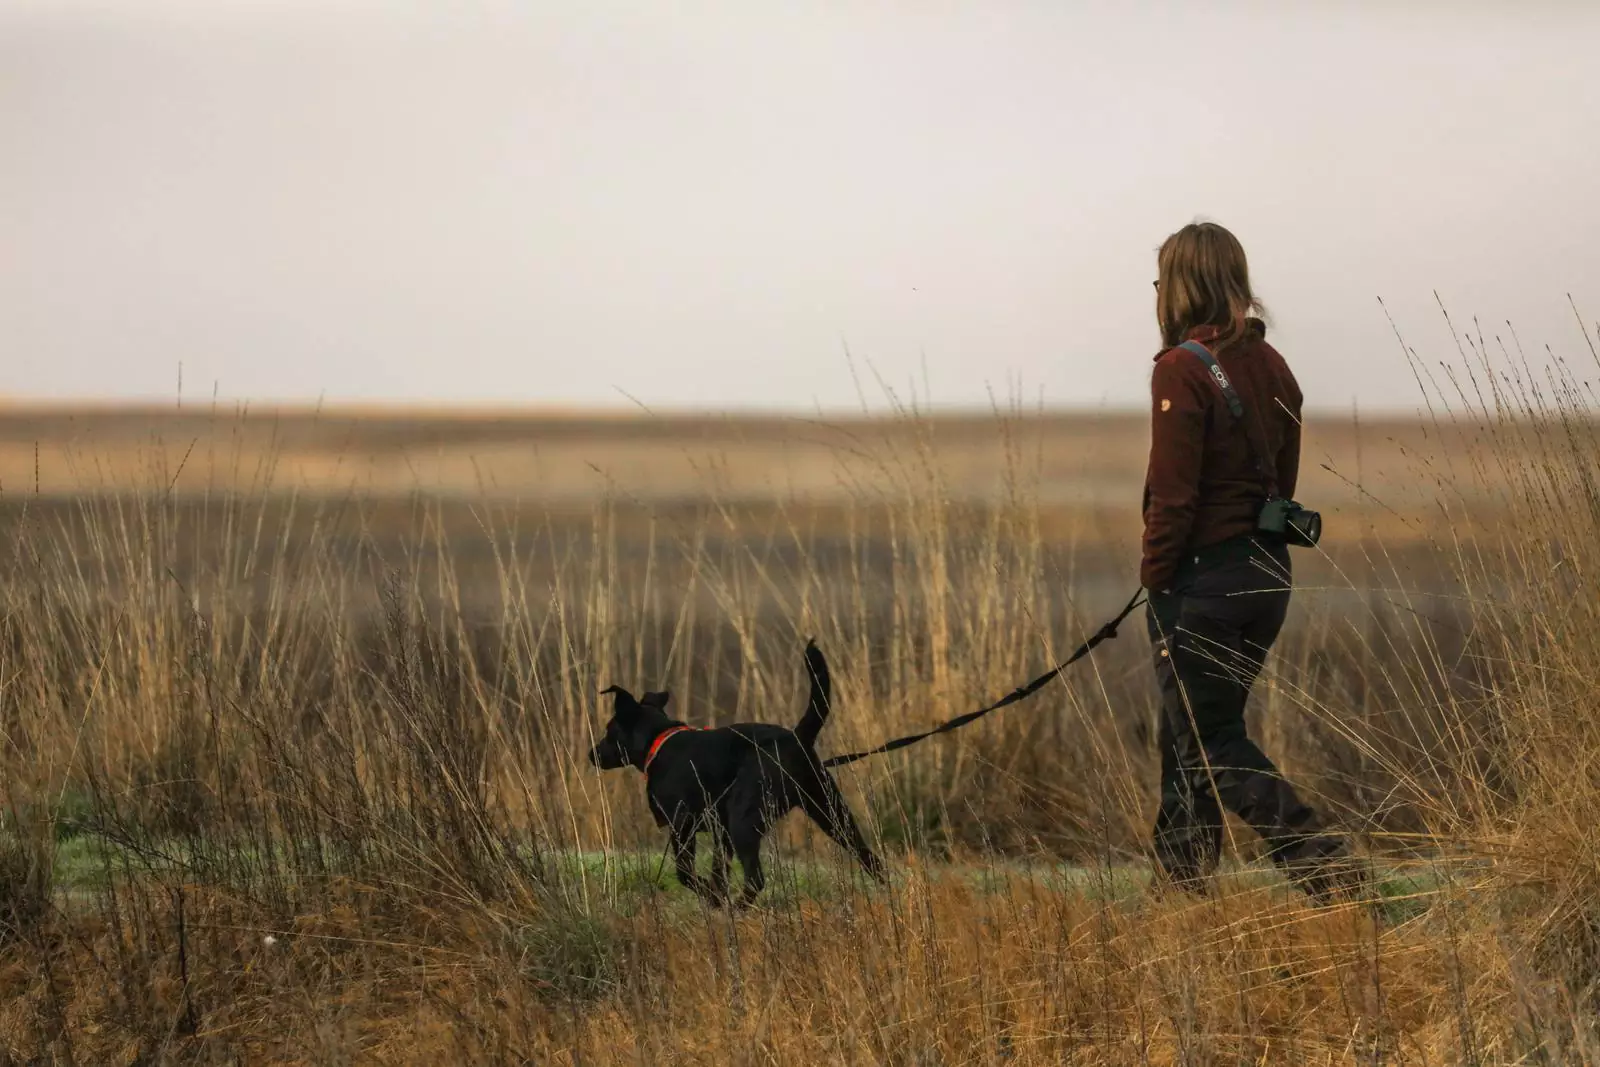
[1141,221,1351,902]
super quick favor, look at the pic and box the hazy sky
[3,1,1596,412]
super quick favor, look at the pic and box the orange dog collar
[642,725,695,773]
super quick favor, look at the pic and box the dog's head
[587,684,672,770]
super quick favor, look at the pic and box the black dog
[587,641,885,905]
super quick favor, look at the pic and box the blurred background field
[0,399,1474,622]
[0,400,1480,520]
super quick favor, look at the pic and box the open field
[4,332,1600,1063]
[0,399,1508,532]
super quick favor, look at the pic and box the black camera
[1257,497,1321,548]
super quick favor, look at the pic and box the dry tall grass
[1,315,1598,1063]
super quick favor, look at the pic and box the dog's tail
[794,638,831,748]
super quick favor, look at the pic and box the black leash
[822,588,1148,768]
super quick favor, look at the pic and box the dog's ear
[600,684,638,713]
[640,690,670,709]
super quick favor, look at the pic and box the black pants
[1147,537,1325,886]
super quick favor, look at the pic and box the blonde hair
[1155,221,1263,350]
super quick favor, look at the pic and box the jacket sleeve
[1275,376,1304,500]
[1277,411,1301,500]
[1141,355,1209,591]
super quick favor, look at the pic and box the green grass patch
[26,828,1455,923]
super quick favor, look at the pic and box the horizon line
[0,395,1427,420]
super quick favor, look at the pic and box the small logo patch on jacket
[1160,398,1171,412]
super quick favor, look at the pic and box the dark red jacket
[1140,318,1303,591]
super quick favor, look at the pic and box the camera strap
[1177,340,1280,499]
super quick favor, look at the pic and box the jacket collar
[1154,318,1265,362]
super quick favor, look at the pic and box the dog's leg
[668,815,705,896]
[708,821,732,904]
[802,772,886,883]
[730,823,766,907]
[724,768,774,906]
